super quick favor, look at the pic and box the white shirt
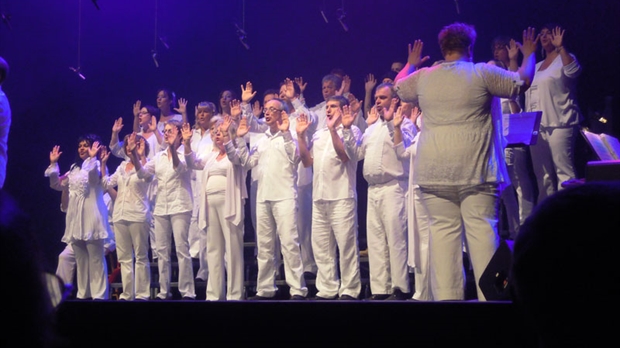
[137,146,193,216]
[228,129,299,202]
[103,160,152,223]
[0,86,10,189]
[345,117,416,185]
[310,125,362,201]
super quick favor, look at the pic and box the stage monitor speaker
[479,239,513,301]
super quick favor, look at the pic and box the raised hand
[393,105,404,128]
[348,94,362,116]
[230,99,242,121]
[148,115,158,132]
[409,105,422,126]
[341,105,355,128]
[294,77,307,94]
[240,81,257,103]
[181,122,193,143]
[100,145,110,164]
[89,141,101,158]
[50,145,62,163]
[112,117,124,134]
[278,110,290,132]
[133,100,142,118]
[521,27,538,58]
[296,113,309,134]
[221,115,233,134]
[252,100,263,117]
[174,97,188,115]
[551,26,565,49]
[283,78,296,100]
[507,39,521,61]
[407,39,430,69]
[127,132,137,152]
[367,106,379,126]
[137,138,146,158]
[237,116,249,138]
[364,73,377,93]
[383,98,399,121]
[342,75,351,94]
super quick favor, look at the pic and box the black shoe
[385,289,409,301]
[182,296,195,301]
[311,295,337,301]
[338,294,358,301]
[248,295,274,301]
[290,295,307,301]
[367,294,390,301]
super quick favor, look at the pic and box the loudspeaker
[479,239,513,301]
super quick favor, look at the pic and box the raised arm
[132,100,141,133]
[395,40,430,83]
[174,98,189,125]
[329,107,350,163]
[296,113,313,168]
[516,27,538,90]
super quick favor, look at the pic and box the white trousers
[420,184,500,301]
[72,239,109,300]
[114,220,151,300]
[153,212,195,299]
[255,199,307,297]
[366,180,410,295]
[312,198,361,298]
[502,147,536,238]
[56,244,76,286]
[297,183,316,274]
[530,126,577,204]
[408,186,434,301]
[205,191,245,301]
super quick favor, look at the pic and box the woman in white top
[525,24,583,203]
[182,115,248,300]
[45,134,110,300]
[101,134,152,300]
[130,120,195,300]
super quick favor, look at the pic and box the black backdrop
[1,0,618,270]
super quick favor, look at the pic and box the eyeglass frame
[263,106,282,114]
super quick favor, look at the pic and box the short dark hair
[326,95,349,108]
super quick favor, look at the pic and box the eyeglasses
[263,107,282,114]
[163,128,177,134]
[139,110,150,115]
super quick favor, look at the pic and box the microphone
[337,8,348,32]
[1,13,12,30]
[91,0,100,10]
[151,51,159,68]
[69,67,86,80]
[320,10,328,23]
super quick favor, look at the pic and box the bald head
[0,56,8,84]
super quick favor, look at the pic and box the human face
[196,107,213,130]
[156,91,172,112]
[493,44,508,64]
[325,100,342,121]
[263,100,282,126]
[139,107,152,126]
[322,81,337,101]
[391,62,404,73]
[263,93,277,105]
[539,28,554,50]
[211,122,226,148]
[163,125,179,145]
[77,140,90,160]
[374,86,393,111]
[220,90,233,109]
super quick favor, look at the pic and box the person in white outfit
[394,24,538,301]
[0,56,10,190]
[228,95,308,300]
[130,120,195,300]
[348,83,415,301]
[186,101,215,282]
[297,95,363,300]
[525,24,583,204]
[393,105,434,301]
[45,134,111,300]
[182,116,248,300]
[101,134,152,301]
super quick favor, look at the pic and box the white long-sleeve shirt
[137,146,193,216]
[102,160,152,223]
[226,129,299,202]
[309,124,362,201]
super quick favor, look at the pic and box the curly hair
[438,22,477,57]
